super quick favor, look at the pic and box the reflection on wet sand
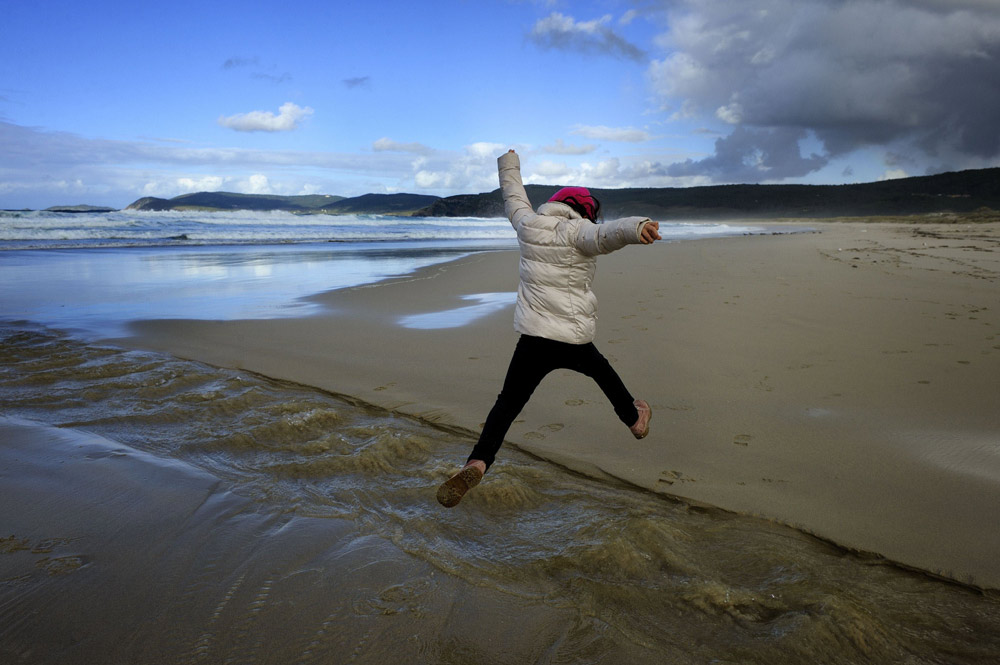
[2,325,999,664]
[0,241,514,337]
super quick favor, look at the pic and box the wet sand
[124,221,1000,589]
[0,417,620,664]
[4,319,1000,663]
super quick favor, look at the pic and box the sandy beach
[5,219,1000,662]
[122,220,1000,589]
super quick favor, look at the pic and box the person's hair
[560,195,601,222]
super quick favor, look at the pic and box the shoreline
[0,416,598,663]
[121,221,1000,589]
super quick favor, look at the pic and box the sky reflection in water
[0,240,516,337]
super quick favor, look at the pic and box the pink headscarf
[547,187,600,222]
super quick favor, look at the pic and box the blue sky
[2,0,999,208]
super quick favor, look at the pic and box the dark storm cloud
[651,0,1000,181]
[667,126,828,181]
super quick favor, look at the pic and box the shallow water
[2,323,999,663]
[0,240,518,337]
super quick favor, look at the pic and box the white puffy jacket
[498,151,653,344]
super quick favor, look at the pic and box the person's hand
[639,221,661,244]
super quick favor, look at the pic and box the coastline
[122,221,1000,589]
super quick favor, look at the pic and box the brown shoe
[630,399,651,439]
[436,463,484,507]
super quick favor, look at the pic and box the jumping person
[436,149,661,508]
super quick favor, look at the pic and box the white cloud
[176,176,225,193]
[715,100,743,125]
[218,102,313,132]
[465,142,507,158]
[521,155,710,189]
[879,168,909,181]
[529,12,646,61]
[408,141,509,193]
[414,170,452,189]
[245,174,272,194]
[620,9,640,26]
[373,137,432,154]
[541,139,596,155]
[532,160,572,178]
[571,124,653,142]
[0,120,442,207]
[585,157,622,180]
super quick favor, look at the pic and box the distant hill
[118,167,1000,219]
[126,192,346,213]
[44,204,117,213]
[125,191,440,215]
[318,193,440,215]
[414,167,1000,220]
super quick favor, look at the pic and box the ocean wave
[0,209,775,250]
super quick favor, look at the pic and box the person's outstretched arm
[572,216,660,256]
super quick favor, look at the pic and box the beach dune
[127,221,1000,589]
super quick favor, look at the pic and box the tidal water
[2,323,999,664]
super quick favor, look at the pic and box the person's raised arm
[497,149,534,231]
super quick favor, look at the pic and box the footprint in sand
[658,470,696,486]
[373,382,396,392]
[564,399,590,406]
[525,425,564,440]
[734,434,752,446]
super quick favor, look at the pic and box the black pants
[468,335,638,470]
